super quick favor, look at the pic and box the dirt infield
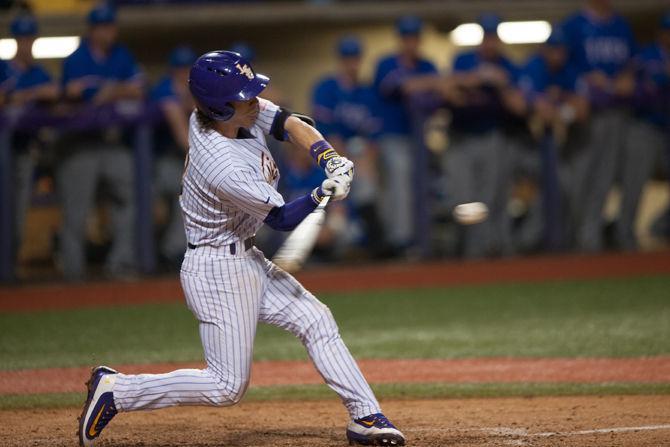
[1,396,669,446]
[2,357,670,395]
[1,250,670,312]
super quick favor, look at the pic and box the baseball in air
[453,202,489,225]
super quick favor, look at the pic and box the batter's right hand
[319,175,351,201]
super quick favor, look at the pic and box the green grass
[1,276,669,370]
[2,382,669,410]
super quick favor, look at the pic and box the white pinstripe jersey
[180,97,285,247]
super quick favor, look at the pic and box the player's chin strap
[270,108,315,141]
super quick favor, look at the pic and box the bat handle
[317,195,330,210]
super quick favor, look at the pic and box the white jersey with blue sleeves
[180,97,284,247]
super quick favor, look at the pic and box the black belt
[188,236,256,255]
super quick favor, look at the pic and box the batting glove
[310,140,354,181]
[311,175,351,203]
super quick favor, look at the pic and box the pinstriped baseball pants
[112,246,381,419]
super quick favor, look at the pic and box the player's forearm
[284,115,325,151]
[264,190,322,231]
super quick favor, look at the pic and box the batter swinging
[77,50,406,447]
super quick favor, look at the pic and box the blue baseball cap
[337,36,362,57]
[10,15,38,37]
[396,15,423,36]
[545,27,566,47]
[87,4,117,25]
[661,11,670,29]
[478,12,501,35]
[229,42,255,63]
[169,45,197,67]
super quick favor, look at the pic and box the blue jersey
[0,60,54,152]
[62,39,141,102]
[632,44,670,127]
[561,11,635,77]
[311,76,381,140]
[450,51,520,134]
[518,54,580,101]
[0,60,52,93]
[372,55,437,135]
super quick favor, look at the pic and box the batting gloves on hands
[310,140,355,181]
[311,175,351,203]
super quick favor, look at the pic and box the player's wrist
[310,186,326,205]
[310,140,340,169]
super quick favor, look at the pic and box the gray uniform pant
[155,154,186,261]
[56,143,136,280]
[377,134,414,248]
[575,109,630,252]
[443,130,511,258]
[615,119,664,249]
[13,151,34,251]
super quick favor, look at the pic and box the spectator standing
[58,4,144,280]
[561,0,636,252]
[312,36,385,255]
[150,45,196,268]
[0,15,58,272]
[443,13,526,258]
[372,15,438,256]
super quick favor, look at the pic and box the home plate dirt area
[0,396,669,446]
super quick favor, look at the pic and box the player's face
[14,36,35,60]
[399,35,420,57]
[479,34,501,59]
[544,46,567,70]
[90,24,118,51]
[340,56,361,80]
[230,97,259,128]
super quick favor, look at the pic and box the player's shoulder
[376,54,398,70]
[150,75,174,100]
[453,51,478,69]
[314,75,338,90]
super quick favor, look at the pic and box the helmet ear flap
[208,102,235,121]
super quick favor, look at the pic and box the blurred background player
[150,45,196,269]
[518,27,589,251]
[442,13,526,258]
[0,14,58,275]
[618,13,670,250]
[312,36,385,257]
[58,4,144,280]
[373,15,437,256]
[561,0,636,252]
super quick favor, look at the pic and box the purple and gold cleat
[77,366,118,447]
[346,413,406,446]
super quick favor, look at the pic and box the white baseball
[453,202,489,225]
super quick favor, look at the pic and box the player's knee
[300,301,339,344]
[209,371,250,406]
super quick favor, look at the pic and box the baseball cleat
[346,413,406,446]
[77,366,118,447]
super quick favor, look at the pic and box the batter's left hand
[325,156,354,181]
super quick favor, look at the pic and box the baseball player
[373,15,438,256]
[0,15,58,273]
[58,4,144,280]
[312,36,385,256]
[78,50,405,447]
[443,13,525,258]
[150,45,197,268]
[561,0,636,252]
[615,12,670,250]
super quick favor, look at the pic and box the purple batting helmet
[188,50,269,121]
